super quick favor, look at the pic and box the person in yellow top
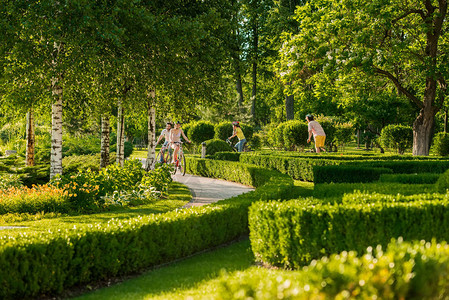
[228,121,246,152]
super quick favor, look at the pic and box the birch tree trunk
[116,100,125,167]
[145,90,157,171]
[251,22,258,122]
[100,115,110,169]
[25,108,35,166]
[50,80,63,178]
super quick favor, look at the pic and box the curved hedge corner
[219,239,449,299]
[249,192,449,269]
[0,157,293,299]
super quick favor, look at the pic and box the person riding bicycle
[170,121,191,164]
[155,122,172,163]
[228,121,247,152]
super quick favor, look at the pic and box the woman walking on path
[228,121,247,152]
[306,114,326,153]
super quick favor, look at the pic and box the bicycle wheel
[179,152,186,176]
[155,151,163,165]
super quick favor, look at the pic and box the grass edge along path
[74,239,255,300]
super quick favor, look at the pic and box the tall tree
[280,0,448,155]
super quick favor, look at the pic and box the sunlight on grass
[75,239,262,300]
[130,150,149,159]
[1,181,191,236]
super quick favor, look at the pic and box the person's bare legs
[172,145,180,163]
[316,147,321,153]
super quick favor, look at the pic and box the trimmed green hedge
[220,239,449,299]
[249,192,449,269]
[379,173,440,184]
[313,165,392,184]
[0,157,293,299]
[213,151,241,161]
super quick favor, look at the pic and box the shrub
[379,173,440,184]
[198,139,232,156]
[62,154,101,176]
[315,116,336,150]
[214,122,233,141]
[240,123,254,142]
[16,165,50,187]
[0,185,70,214]
[436,168,449,193]
[213,152,241,161]
[0,173,22,190]
[248,132,262,150]
[334,122,354,147]
[188,121,215,144]
[313,165,393,184]
[433,132,449,156]
[182,122,193,138]
[381,124,413,154]
[282,120,308,151]
[220,239,449,300]
[110,141,134,158]
[249,193,449,268]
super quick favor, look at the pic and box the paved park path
[172,173,254,208]
[139,157,254,207]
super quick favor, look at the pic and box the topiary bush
[282,120,308,151]
[214,122,233,141]
[334,122,354,147]
[198,139,232,156]
[381,124,413,154]
[433,132,449,156]
[188,121,215,144]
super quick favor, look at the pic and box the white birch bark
[116,100,125,167]
[50,81,63,178]
[26,108,35,166]
[100,115,110,169]
[145,90,156,171]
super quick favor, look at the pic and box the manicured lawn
[74,239,262,300]
[0,181,191,236]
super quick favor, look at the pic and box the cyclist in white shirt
[155,122,172,163]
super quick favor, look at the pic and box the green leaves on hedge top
[250,192,449,268]
[187,121,215,144]
[198,139,232,156]
[219,239,449,300]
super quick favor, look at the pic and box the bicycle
[152,145,172,169]
[226,138,250,152]
[171,142,186,176]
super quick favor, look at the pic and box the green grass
[74,239,259,300]
[0,181,191,236]
[130,150,149,159]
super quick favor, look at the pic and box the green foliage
[0,157,293,299]
[282,120,308,150]
[315,116,336,149]
[188,121,215,144]
[436,169,449,193]
[198,139,232,156]
[249,192,449,268]
[313,165,392,184]
[213,152,241,161]
[248,132,262,150]
[432,132,449,156]
[313,182,436,199]
[52,159,146,212]
[110,141,134,158]
[16,165,50,187]
[214,121,233,141]
[220,239,449,299]
[334,122,354,146]
[379,173,440,184]
[0,173,22,190]
[381,124,413,154]
[62,154,101,176]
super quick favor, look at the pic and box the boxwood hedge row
[0,158,293,299]
[249,192,449,269]
[219,239,449,299]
